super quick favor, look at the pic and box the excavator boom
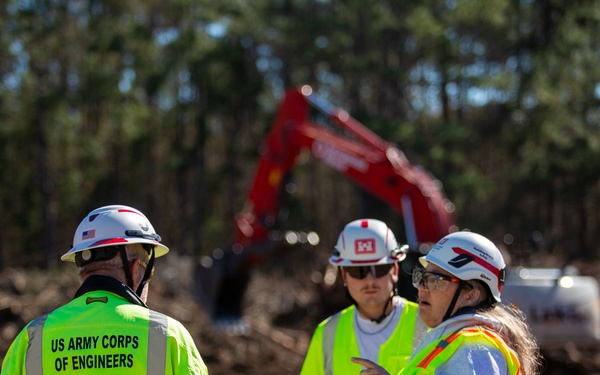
[234,85,455,251]
[195,85,455,323]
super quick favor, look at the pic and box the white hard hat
[62,205,169,263]
[329,219,406,266]
[420,231,506,302]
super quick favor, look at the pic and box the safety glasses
[412,267,462,291]
[343,264,394,279]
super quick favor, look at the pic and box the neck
[357,297,394,322]
[75,275,148,308]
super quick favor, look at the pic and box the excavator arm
[235,85,455,250]
[195,85,456,324]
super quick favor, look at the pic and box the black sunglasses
[343,264,394,279]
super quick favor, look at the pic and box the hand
[351,357,392,375]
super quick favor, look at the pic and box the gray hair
[480,304,541,375]
[78,244,149,280]
[463,280,541,375]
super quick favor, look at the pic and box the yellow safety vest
[300,300,424,375]
[398,326,521,375]
[1,277,208,375]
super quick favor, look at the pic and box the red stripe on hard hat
[349,259,384,264]
[361,220,368,228]
[89,238,129,247]
[386,229,389,248]
[451,247,500,277]
[118,209,144,216]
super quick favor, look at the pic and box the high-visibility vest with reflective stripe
[300,301,423,375]
[1,290,208,375]
[398,326,520,375]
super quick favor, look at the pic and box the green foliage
[1,0,600,267]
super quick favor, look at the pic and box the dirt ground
[2,250,600,374]
[0,251,333,375]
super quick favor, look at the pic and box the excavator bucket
[193,243,251,325]
[193,233,318,329]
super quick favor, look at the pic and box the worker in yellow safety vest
[300,219,427,375]
[1,205,209,374]
[352,231,541,375]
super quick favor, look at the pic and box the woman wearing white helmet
[300,219,427,375]
[353,231,540,375]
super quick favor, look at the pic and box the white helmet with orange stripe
[62,205,169,264]
[420,231,506,302]
[329,218,406,266]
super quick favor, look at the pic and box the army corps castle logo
[355,239,376,254]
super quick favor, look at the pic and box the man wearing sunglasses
[300,219,427,375]
[2,205,208,374]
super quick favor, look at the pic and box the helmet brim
[419,255,458,277]
[329,253,406,266]
[61,237,169,262]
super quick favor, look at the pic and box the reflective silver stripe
[322,312,341,375]
[26,314,49,374]
[147,310,168,375]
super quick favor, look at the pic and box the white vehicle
[502,266,600,348]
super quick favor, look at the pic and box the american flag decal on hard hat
[82,230,96,240]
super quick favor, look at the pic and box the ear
[391,263,399,282]
[463,286,482,305]
[130,259,145,286]
[339,268,347,286]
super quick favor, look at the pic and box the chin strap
[118,245,156,297]
[371,274,406,324]
[371,296,393,324]
[136,246,155,296]
[119,248,134,290]
[442,282,466,322]
[368,274,398,324]
[343,271,397,324]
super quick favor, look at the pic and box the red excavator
[230,85,456,252]
[194,85,600,353]
[194,84,455,323]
